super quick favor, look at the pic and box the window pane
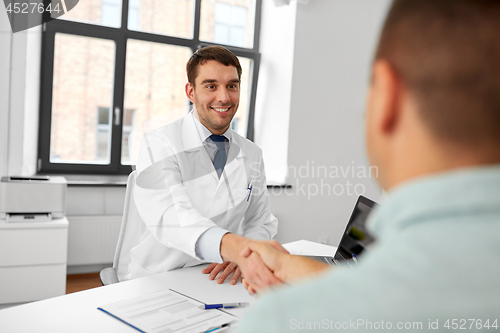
[54,0,122,28]
[128,0,195,39]
[50,34,116,164]
[232,56,252,137]
[122,40,192,164]
[200,0,256,48]
[121,109,135,163]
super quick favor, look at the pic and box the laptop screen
[334,196,377,262]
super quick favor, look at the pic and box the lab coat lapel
[208,139,248,218]
[181,112,219,182]
[181,115,247,219]
[222,141,246,182]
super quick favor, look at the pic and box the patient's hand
[241,242,288,282]
[241,242,330,294]
[242,278,257,295]
[218,235,290,291]
[202,261,241,285]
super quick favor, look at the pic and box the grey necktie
[210,135,228,178]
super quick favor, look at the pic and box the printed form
[98,289,237,333]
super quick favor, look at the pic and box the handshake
[201,234,330,294]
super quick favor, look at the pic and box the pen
[352,254,358,265]
[203,321,236,333]
[204,302,249,309]
[247,185,253,201]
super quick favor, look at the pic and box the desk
[0,240,336,332]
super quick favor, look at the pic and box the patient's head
[366,0,500,189]
[376,0,500,146]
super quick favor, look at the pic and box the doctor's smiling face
[186,60,240,135]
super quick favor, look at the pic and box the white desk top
[0,240,336,332]
[283,240,337,257]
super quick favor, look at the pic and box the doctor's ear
[185,82,195,103]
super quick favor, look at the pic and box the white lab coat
[121,112,278,280]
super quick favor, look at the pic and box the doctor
[129,46,283,287]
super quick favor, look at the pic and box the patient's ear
[370,60,402,136]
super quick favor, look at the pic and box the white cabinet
[0,217,69,305]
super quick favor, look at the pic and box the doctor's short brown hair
[375,0,500,146]
[186,46,242,86]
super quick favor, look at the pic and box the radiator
[66,215,122,266]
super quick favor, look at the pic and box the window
[230,117,239,132]
[121,109,135,163]
[102,0,122,27]
[214,3,247,47]
[96,107,112,162]
[39,0,262,175]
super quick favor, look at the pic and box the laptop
[305,195,377,265]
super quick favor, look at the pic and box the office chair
[100,170,144,286]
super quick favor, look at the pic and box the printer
[0,176,69,305]
[0,176,67,222]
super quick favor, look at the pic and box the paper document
[98,289,237,333]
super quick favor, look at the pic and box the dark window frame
[38,0,262,175]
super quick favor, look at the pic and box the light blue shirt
[237,165,500,332]
[192,112,231,263]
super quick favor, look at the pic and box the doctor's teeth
[213,107,229,112]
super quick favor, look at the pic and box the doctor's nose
[216,87,231,103]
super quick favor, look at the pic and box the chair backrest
[113,170,144,281]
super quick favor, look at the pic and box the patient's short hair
[186,46,242,86]
[375,0,500,146]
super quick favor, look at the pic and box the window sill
[37,174,292,188]
[38,174,128,187]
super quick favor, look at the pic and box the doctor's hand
[240,242,330,294]
[219,234,290,293]
[202,261,242,285]
[240,241,288,294]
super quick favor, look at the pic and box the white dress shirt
[193,114,232,263]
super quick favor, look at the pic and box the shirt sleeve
[195,227,231,263]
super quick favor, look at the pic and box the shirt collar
[367,164,500,241]
[191,111,232,143]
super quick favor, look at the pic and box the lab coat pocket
[209,185,251,221]
[222,187,252,232]
[230,187,252,210]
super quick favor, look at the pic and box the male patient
[124,46,283,285]
[235,0,500,331]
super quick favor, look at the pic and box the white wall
[268,0,391,246]
[0,11,41,178]
[0,10,12,178]
[254,0,297,185]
